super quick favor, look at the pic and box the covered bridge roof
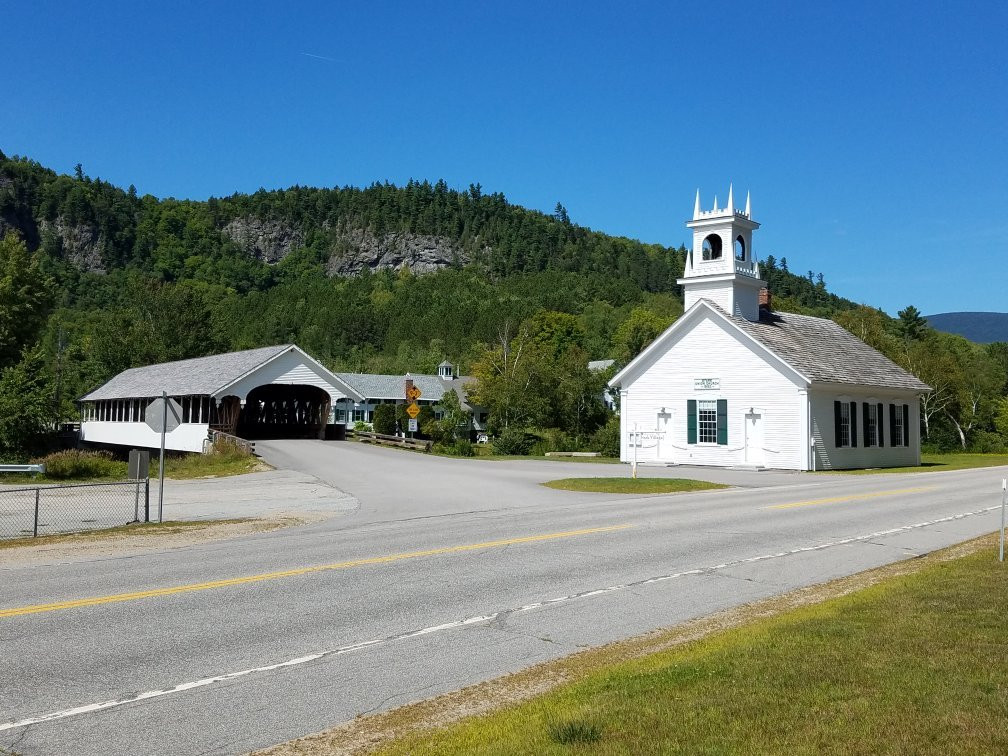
[81,344,363,401]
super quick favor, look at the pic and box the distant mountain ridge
[926,312,1008,344]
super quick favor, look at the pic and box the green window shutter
[850,401,858,447]
[716,399,728,445]
[687,400,697,444]
[877,403,885,446]
[889,404,897,446]
[902,404,910,446]
[834,400,842,447]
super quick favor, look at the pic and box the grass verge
[0,519,249,550]
[377,534,1007,755]
[542,477,727,494]
[257,533,1007,756]
[833,452,1008,475]
[1,449,267,485]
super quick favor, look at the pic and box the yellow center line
[767,486,936,511]
[0,524,633,620]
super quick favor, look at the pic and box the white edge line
[1,503,1000,733]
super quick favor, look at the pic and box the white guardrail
[0,464,45,475]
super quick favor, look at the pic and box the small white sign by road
[408,418,418,433]
[145,397,183,434]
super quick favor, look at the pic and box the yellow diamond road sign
[406,402,420,419]
[406,386,422,401]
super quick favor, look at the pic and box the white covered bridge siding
[79,345,365,453]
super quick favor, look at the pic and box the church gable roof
[610,300,931,393]
[709,303,931,391]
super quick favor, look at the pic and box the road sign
[408,418,418,432]
[145,397,183,434]
[406,386,422,401]
[406,402,420,419]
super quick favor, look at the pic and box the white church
[609,189,930,471]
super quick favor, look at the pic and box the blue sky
[3,1,1005,315]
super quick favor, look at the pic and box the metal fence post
[145,478,150,523]
[33,488,40,537]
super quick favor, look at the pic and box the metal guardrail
[0,480,149,540]
[355,431,432,452]
[0,464,45,475]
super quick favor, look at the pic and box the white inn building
[608,188,930,471]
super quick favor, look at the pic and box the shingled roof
[335,372,479,411]
[716,305,931,391]
[81,344,366,401]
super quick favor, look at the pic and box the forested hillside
[926,312,1008,344]
[1,149,1004,457]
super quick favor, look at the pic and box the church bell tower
[678,185,765,322]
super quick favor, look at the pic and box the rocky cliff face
[222,215,475,276]
[326,226,470,276]
[38,217,106,273]
[222,217,305,264]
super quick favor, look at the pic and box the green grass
[542,477,727,494]
[1,448,263,484]
[833,452,1008,475]
[0,519,248,549]
[161,447,263,479]
[380,537,1008,755]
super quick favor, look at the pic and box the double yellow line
[768,486,936,510]
[1,524,632,619]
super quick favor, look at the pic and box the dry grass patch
[542,477,727,494]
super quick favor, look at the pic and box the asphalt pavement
[1,440,1005,754]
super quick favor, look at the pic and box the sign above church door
[694,378,721,391]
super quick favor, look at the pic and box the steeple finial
[726,183,734,212]
[693,189,701,220]
[713,194,718,212]
[744,190,751,217]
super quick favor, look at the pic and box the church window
[836,401,851,447]
[864,403,879,447]
[734,235,745,260]
[890,404,908,446]
[698,400,718,443]
[701,234,722,261]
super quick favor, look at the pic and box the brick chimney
[758,288,772,312]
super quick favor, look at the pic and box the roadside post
[1000,478,1005,563]
[404,381,422,439]
[632,423,638,479]
[144,393,182,524]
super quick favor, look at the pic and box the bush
[35,449,124,479]
[372,404,396,435]
[353,420,372,432]
[589,415,621,457]
[451,439,475,457]
[969,430,1008,454]
[493,427,537,455]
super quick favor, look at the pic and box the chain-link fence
[0,481,149,540]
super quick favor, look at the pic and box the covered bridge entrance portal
[234,384,331,440]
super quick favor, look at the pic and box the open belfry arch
[609,187,930,471]
[79,345,364,452]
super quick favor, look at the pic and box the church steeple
[678,186,765,321]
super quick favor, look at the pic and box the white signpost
[145,393,183,523]
[630,425,665,479]
[1000,478,1006,563]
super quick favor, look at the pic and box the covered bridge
[79,345,364,453]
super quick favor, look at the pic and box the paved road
[1,440,1005,754]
